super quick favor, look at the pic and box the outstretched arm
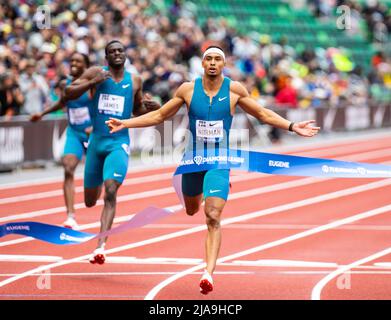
[106,82,190,133]
[30,80,67,122]
[233,81,320,137]
[64,66,110,100]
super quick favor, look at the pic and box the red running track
[1,133,391,300]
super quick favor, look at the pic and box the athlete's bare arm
[106,82,193,133]
[231,81,320,137]
[132,75,161,116]
[30,80,67,122]
[64,66,110,100]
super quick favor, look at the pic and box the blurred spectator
[0,71,24,119]
[0,0,389,124]
[275,75,298,108]
[18,59,49,115]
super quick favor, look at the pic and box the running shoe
[63,216,78,230]
[199,269,214,295]
[89,246,106,265]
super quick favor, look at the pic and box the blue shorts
[84,133,130,188]
[63,126,88,160]
[182,169,230,201]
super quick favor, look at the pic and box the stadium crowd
[0,0,390,120]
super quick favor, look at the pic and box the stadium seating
[162,0,389,73]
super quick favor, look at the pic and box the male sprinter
[65,40,159,264]
[106,46,320,293]
[30,52,91,229]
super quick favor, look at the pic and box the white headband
[202,47,226,61]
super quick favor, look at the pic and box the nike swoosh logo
[209,122,218,126]
[218,97,227,102]
[122,84,130,89]
[209,190,221,194]
[113,173,123,177]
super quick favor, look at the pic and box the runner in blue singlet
[106,46,320,294]
[30,52,91,229]
[64,40,160,264]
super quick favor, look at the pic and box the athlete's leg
[96,178,121,248]
[182,171,206,216]
[199,169,230,294]
[61,154,79,215]
[183,194,203,215]
[84,135,104,207]
[204,196,226,275]
[84,186,103,207]
[62,127,86,228]
[95,145,129,248]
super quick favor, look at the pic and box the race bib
[68,107,90,125]
[196,120,224,142]
[98,94,125,116]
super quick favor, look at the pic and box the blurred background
[0,0,390,172]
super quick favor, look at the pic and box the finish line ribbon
[171,148,391,206]
[174,149,391,178]
[2,148,391,245]
[0,206,172,245]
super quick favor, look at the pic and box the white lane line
[0,187,174,223]
[2,270,391,278]
[0,175,83,190]
[1,177,388,290]
[285,271,391,275]
[0,255,62,262]
[0,271,252,277]
[0,179,391,287]
[0,163,175,190]
[311,246,391,300]
[0,172,174,205]
[373,262,391,268]
[232,260,338,268]
[144,203,391,300]
[0,170,391,287]
[296,142,391,158]
[143,223,391,231]
[2,145,391,205]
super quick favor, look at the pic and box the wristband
[288,122,295,132]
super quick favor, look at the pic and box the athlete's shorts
[182,169,230,201]
[84,133,130,188]
[63,126,89,160]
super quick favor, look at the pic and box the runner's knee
[205,208,221,229]
[186,205,199,216]
[85,196,97,207]
[62,158,77,179]
[63,164,75,179]
[104,181,119,204]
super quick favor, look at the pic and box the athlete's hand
[30,113,42,122]
[91,69,111,86]
[292,120,320,137]
[142,93,160,111]
[84,126,93,136]
[105,117,125,133]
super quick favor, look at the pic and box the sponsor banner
[0,206,172,245]
[1,102,390,167]
[175,149,391,179]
